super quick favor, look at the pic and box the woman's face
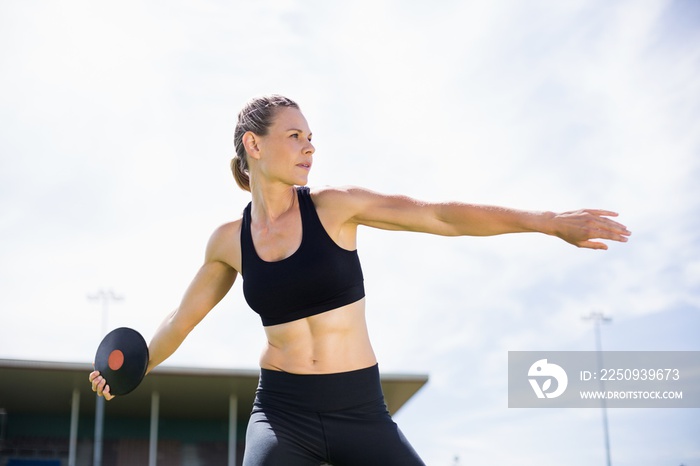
[254,106,315,186]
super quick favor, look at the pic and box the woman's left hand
[551,209,631,249]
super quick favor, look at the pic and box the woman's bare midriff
[259,298,377,374]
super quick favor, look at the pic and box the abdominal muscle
[259,298,377,374]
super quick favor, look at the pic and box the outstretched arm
[330,187,630,250]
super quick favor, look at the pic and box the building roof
[0,359,428,420]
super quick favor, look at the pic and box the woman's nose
[305,141,315,155]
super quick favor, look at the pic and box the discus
[94,327,149,396]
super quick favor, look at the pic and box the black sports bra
[240,187,365,326]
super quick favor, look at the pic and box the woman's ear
[242,131,261,160]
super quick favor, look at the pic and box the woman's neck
[250,182,298,223]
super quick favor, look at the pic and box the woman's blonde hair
[231,95,300,191]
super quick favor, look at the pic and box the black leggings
[242,364,425,466]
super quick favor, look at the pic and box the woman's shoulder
[309,185,372,204]
[308,185,385,227]
[310,184,392,211]
[209,217,243,245]
[204,217,244,267]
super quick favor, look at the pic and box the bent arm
[147,259,236,373]
[90,225,239,400]
[334,186,630,250]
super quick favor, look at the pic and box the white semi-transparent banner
[508,351,700,408]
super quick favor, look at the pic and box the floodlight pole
[583,312,612,466]
[88,289,123,466]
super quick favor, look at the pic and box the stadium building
[0,359,428,466]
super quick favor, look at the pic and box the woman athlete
[90,95,631,465]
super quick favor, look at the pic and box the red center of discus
[108,349,125,371]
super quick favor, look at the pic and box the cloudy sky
[1,0,699,464]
